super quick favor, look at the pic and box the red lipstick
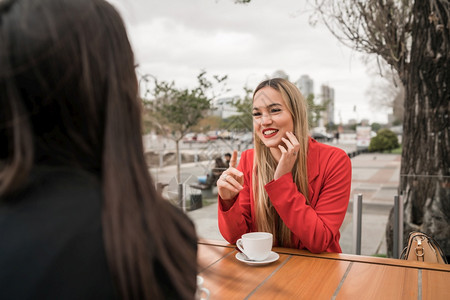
[262,128,278,138]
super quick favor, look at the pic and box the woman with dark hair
[217,78,351,253]
[0,0,197,299]
[208,157,228,187]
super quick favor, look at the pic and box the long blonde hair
[252,78,309,247]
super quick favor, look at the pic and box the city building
[320,84,335,127]
[348,119,358,125]
[271,70,289,80]
[211,96,240,119]
[360,119,370,126]
[295,75,314,98]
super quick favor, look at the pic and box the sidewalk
[187,153,401,256]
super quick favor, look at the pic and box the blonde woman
[217,78,351,253]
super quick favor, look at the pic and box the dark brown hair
[0,0,197,298]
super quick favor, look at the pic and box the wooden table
[197,239,450,299]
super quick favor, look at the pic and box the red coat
[218,139,352,253]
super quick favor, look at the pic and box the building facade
[320,84,335,127]
[295,75,314,98]
[211,96,240,119]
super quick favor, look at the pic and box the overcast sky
[110,0,390,124]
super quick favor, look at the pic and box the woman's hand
[274,131,300,180]
[217,150,244,202]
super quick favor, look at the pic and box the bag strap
[402,231,420,260]
[426,234,448,264]
[402,231,448,264]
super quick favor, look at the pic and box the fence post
[178,183,185,212]
[393,195,399,258]
[352,194,363,255]
[399,193,404,258]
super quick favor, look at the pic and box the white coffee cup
[196,275,210,300]
[236,232,273,261]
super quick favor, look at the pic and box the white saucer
[235,251,279,266]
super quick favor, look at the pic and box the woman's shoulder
[236,149,254,173]
[239,149,255,164]
[2,165,101,204]
[308,139,351,172]
[240,148,254,158]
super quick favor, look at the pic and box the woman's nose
[260,114,273,125]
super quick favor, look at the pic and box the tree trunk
[175,139,185,211]
[386,0,450,259]
[175,139,181,183]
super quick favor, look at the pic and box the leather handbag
[401,231,448,264]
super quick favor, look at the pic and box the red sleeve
[265,149,351,253]
[217,150,253,244]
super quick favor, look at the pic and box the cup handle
[236,238,245,253]
[200,287,210,300]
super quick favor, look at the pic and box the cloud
[110,0,389,123]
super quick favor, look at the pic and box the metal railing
[352,194,363,255]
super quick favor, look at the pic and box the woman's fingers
[217,167,243,200]
[281,137,296,156]
[230,150,238,168]
[286,131,300,151]
[220,168,243,188]
[217,150,243,200]
[275,132,300,180]
[282,132,300,155]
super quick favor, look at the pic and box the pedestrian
[211,157,228,186]
[335,131,340,144]
[216,78,352,253]
[224,152,232,168]
[0,0,197,298]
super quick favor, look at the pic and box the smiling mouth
[262,129,278,138]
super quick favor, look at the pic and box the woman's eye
[252,112,261,117]
[270,108,281,113]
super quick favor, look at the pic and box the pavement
[149,144,401,257]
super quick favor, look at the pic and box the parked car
[207,131,218,141]
[311,132,333,142]
[182,133,197,143]
[218,130,231,140]
[196,133,209,143]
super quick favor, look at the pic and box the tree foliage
[192,115,223,132]
[371,122,382,133]
[307,93,328,128]
[141,71,228,187]
[365,60,404,123]
[369,129,399,152]
[312,1,413,74]
[227,86,253,131]
[143,71,228,141]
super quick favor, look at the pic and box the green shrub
[369,129,399,152]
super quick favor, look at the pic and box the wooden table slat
[250,256,350,299]
[336,263,418,300]
[198,240,450,272]
[198,250,289,300]
[273,247,450,272]
[197,243,234,272]
[422,269,450,300]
